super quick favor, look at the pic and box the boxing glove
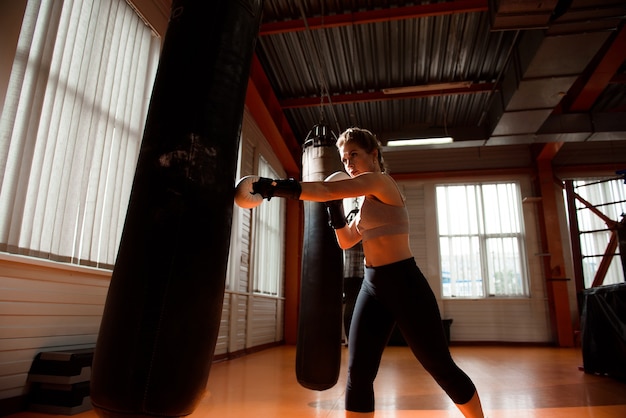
[252,177,301,200]
[325,200,346,229]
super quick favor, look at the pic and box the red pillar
[536,144,575,347]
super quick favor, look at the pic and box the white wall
[398,175,556,343]
[0,254,110,400]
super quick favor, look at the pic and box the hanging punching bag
[296,124,345,390]
[90,1,264,417]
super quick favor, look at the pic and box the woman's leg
[456,391,484,418]
[378,260,483,416]
[345,277,395,413]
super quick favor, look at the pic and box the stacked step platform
[27,348,94,415]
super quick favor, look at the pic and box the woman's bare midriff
[361,233,413,267]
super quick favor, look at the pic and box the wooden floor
[9,345,626,418]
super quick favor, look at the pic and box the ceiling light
[382,81,473,95]
[386,137,453,147]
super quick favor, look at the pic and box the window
[0,0,160,268]
[436,182,528,298]
[252,157,285,296]
[567,178,625,287]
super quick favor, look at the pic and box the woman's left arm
[333,221,362,250]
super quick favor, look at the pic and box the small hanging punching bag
[90,1,264,417]
[296,124,345,390]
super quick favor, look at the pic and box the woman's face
[339,141,378,177]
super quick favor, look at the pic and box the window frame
[566,177,626,288]
[0,0,160,269]
[436,181,530,299]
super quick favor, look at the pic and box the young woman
[251,127,485,417]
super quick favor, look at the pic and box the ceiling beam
[279,82,496,109]
[259,0,488,35]
[246,55,301,176]
[391,167,533,181]
[537,142,564,161]
[568,24,626,112]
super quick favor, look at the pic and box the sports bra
[355,195,409,240]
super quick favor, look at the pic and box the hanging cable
[296,0,341,134]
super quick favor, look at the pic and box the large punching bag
[296,124,345,390]
[90,1,264,417]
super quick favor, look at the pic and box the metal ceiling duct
[489,0,561,31]
[484,0,624,145]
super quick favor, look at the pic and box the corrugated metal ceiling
[254,0,626,153]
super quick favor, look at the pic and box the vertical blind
[252,157,285,296]
[436,182,528,298]
[0,0,160,268]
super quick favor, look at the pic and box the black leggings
[345,258,476,412]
